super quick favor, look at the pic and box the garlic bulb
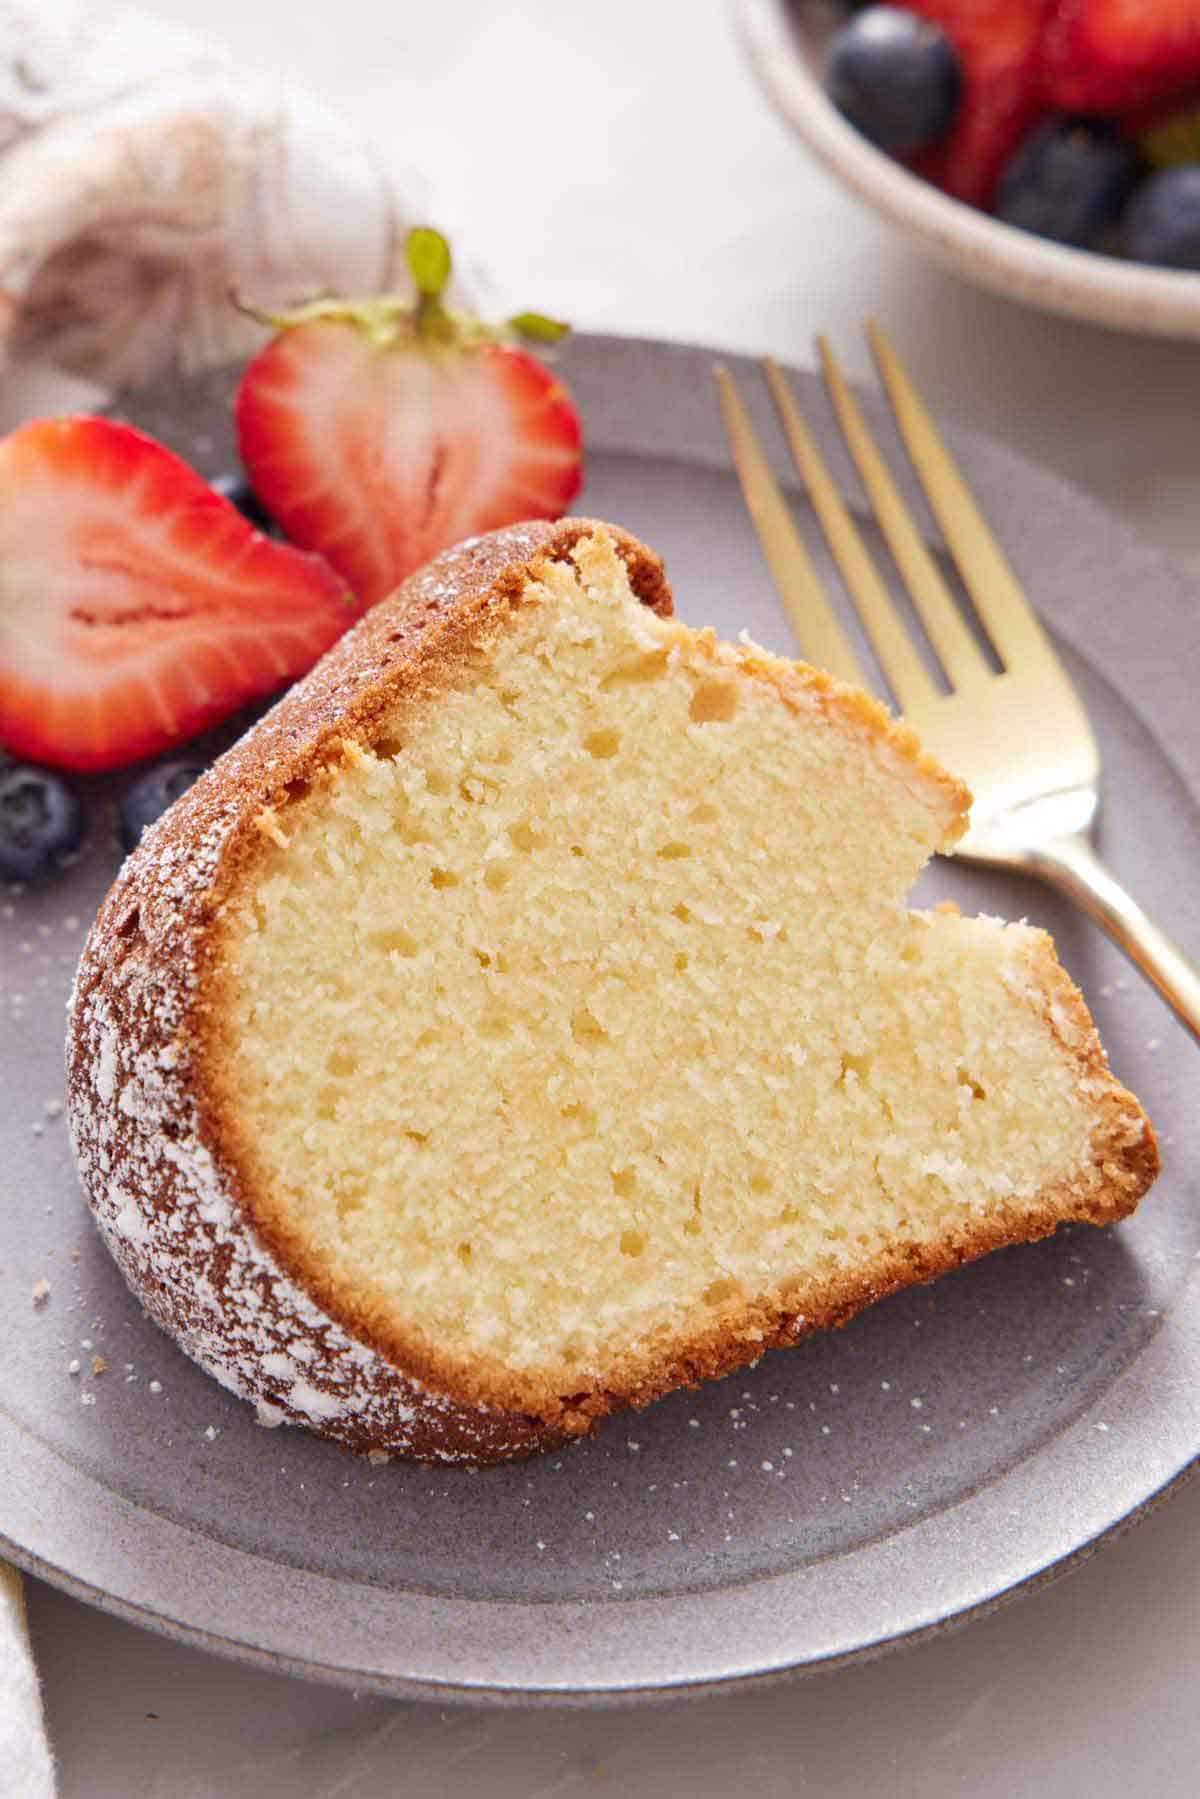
[0,1,446,397]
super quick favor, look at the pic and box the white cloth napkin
[0,4,467,1786]
[0,1566,54,1798]
[0,0,454,405]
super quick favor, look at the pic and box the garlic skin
[0,1,444,396]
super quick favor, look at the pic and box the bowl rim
[736,0,1200,340]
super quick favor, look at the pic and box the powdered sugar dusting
[64,529,591,1466]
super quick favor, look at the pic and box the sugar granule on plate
[148,1380,162,1394]
[31,1279,50,1305]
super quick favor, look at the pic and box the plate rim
[4,330,1199,1701]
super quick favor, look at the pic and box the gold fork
[715,325,1200,1042]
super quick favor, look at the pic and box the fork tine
[816,336,991,695]
[762,357,937,714]
[866,320,1055,672]
[713,364,867,688]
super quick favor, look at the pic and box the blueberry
[211,472,279,537]
[0,763,85,883]
[825,5,961,157]
[1124,166,1200,271]
[996,119,1140,249]
[119,759,208,854]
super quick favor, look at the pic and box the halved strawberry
[907,0,1051,208]
[1043,0,1200,115]
[0,416,355,773]
[235,228,583,609]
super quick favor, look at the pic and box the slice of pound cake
[67,520,1158,1463]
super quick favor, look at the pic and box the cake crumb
[91,1355,106,1376]
[253,806,290,849]
[366,1449,390,1466]
[31,1279,50,1305]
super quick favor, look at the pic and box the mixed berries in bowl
[0,229,584,887]
[824,2,1200,264]
[737,0,1200,336]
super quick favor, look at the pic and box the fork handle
[1021,831,1200,1044]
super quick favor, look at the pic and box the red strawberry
[235,228,582,610]
[0,417,355,773]
[1043,1,1200,115]
[907,0,1052,208]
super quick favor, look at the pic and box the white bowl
[736,0,1200,339]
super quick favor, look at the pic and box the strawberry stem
[406,227,452,300]
[231,227,570,357]
[407,227,458,345]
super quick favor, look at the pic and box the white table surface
[25,3,1200,1793]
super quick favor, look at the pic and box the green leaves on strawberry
[234,229,583,609]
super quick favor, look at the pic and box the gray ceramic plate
[2,334,1198,1702]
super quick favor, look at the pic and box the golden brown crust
[67,518,1157,1464]
[67,522,671,1464]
